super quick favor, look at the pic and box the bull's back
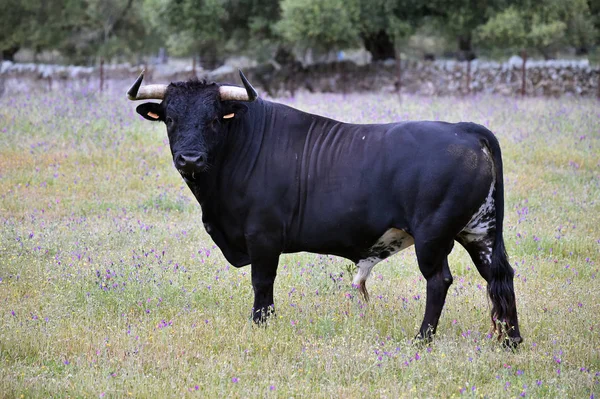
[285,120,495,255]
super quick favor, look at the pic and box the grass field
[1,87,599,398]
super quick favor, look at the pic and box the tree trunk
[100,58,104,92]
[2,46,19,62]
[465,59,471,95]
[395,50,402,94]
[597,70,600,100]
[521,49,527,96]
[362,31,396,61]
[201,48,222,70]
[457,34,476,61]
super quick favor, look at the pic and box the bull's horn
[219,70,258,102]
[127,70,167,100]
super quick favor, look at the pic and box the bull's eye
[210,118,219,130]
[166,117,173,125]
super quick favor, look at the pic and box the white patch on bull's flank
[352,228,414,286]
[377,228,414,251]
[460,147,496,264]
[461,176,496,241]
[464,197,494,230]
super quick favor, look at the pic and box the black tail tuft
[488,237,517,327]
[480,129,522,345]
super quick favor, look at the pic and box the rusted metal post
[465,59,471,95]
[520,50,527,96]
[100,58,104,92]
[339,61,347,98]
[597,69,600,100]
[395,50,402,100]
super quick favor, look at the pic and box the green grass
[1,90,599,398]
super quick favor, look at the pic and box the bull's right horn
[127,70,167,100]
[219,70,258,102]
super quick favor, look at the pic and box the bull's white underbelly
[353,228,414,286]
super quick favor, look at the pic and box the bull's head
[127,70,257,182]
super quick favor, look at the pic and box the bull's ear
[136,103,164,122]
[220,102,249,120]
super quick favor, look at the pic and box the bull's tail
[489,232,521,344]
[482,130,522,346]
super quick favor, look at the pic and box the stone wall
[1,59,598,97]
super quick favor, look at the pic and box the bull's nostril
[175,154,186,168]
[175,153,208,173]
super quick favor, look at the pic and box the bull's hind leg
[414,239,455,342]
[457,234,522,346]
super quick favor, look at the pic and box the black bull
[128,71,522,345]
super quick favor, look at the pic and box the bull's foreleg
[250,257,278,324]
[246,231,280,324]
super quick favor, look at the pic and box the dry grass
[1,89,599,398]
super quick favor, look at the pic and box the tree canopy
[475,0,596,58]
[0,0,597,65]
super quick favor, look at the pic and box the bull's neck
[187,99,270,207]
[225,98,270,154]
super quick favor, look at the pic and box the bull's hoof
[413,332,434,348]
[501,335,523,350]
[252,306,275,325]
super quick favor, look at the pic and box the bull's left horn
[127,70,167,100]
[219,70,258,102]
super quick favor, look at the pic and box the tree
[0,0,159,64]
[564,0,598,55]
[159,0,282,68]
[276,0,437,61]
[276,0,361,54]
[59,0,152,64]
[161,0,227,67]
[475,0,595,59]
[0,0,71,61]
[224,0,282,61]
[434,0,510,60]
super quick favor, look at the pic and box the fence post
[395,50,402,100]
[520,50,527,96]
[597,69,600,100]
[465,59,471,96]
[192,55,196,79]
[100,58,104,93]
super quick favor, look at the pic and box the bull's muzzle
[175,153,208,178]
